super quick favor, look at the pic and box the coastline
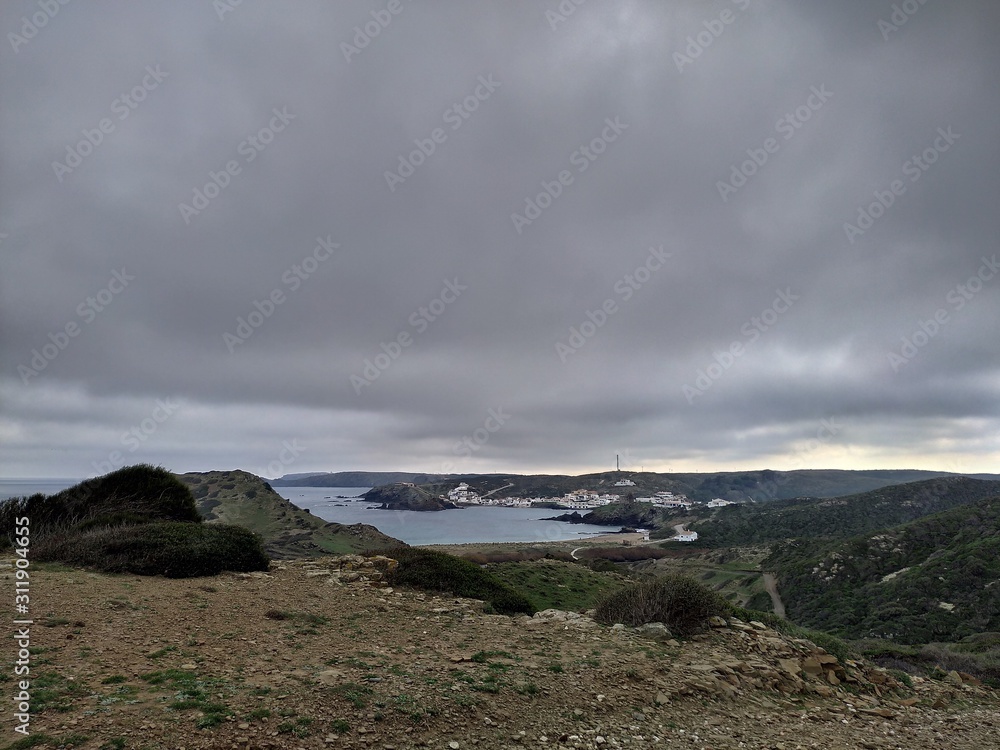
[421,529,650,554]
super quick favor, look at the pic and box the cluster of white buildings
[636,490,693,509]
[445,482,737,518]
[560,489,621,509]
[706,498,735,508]
[446,483,542,507]
[446,482,479,503]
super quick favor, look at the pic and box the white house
[706,498,735,508]
[447,483,481,503]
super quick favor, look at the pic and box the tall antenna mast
[616,454,619,472]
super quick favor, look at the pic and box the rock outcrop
[363,482,459,511]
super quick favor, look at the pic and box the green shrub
[593,574,730,634]
[76,511,155,531]
[384,548,535,615]
[1,464,200,547]
[35,522,269,578]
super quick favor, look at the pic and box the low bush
[857,637,1000,687]
[35,522,269,578]
[576,546,669,563]
[384,547,535,615]
[593,574,730,634]
[0,464,200,546]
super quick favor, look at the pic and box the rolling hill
[691,476,1000,546]
[274,468,1000,503]
[765,494,1000,643]
[179,470,403,558]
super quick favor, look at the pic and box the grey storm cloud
[1,0,998,478]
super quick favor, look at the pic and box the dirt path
[762,571,787,618]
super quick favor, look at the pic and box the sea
[0,479,80,499]
[273,486,621,546]
[0,481,621,547]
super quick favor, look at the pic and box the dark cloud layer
[2,0,998,478]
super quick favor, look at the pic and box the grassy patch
[31,671,87,713]
[4,734,57,750]
[330,682,373,709]
[141,668,234,727]
[277,717,315,738]
[513,682,539,696]
[470,650,515,663]
[384,547,535,615]
[487,560,627,612]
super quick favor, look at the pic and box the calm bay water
[0,479,81,500]
[0,481,622,547]
[273,486,621,546]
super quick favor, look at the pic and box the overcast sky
[2,0,999,479]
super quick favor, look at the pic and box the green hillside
[765,495,1000,643]
[273,468,999,501]
[0,465,268,578]
[180,470,403,558]
[273,471,452,487]
[691,477,1000,546]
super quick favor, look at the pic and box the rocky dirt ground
[4,556,999,750]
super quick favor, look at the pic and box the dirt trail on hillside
[763,572,787,618]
